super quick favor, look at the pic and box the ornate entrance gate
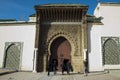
[35,4,88,72]
[50,37,71,71]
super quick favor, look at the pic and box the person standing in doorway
[47,60,52,76]
[52,59,57,75]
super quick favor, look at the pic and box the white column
[33,48,38,73]
[84,49,87,61]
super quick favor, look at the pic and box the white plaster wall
[89,3,120,71]
[100,5,120,35]
[87,23,104,71]
[29,17,36,22]
[0,24,36,71]
[100,4,120,70]
[94,3,100,18]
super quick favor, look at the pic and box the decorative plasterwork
[101,37,120,65]
[47,31,78,56]
[101,37,119,45]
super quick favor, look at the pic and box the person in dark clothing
[62,59,73,75]
[84,60,88,76]
[47,60,52,76]
[47,59,58,76]
[66,61,70,75]
[47,65,50,76]
[52,59,57,75]
[69,61,73,72]
[61,62,64,74]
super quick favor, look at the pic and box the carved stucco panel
[44,24,81,56]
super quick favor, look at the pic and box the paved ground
[0,70,120,80]
[0,69,17,75]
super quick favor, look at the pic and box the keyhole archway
[103,38,119,65]
[50,36,71,71]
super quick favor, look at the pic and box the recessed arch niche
[49,36,71,71]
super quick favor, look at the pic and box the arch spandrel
[102,37,119,65]
[47,32,76,56]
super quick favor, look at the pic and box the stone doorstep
[0,69,17,75]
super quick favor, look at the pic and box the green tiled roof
[40,4,88,7]
[87,14,102,23]
[29,13,102,23]
[29,14,36,17]
[100,2,120,4]
[0,19,17,22]
[35,4,88,8]
[100,2,120,6]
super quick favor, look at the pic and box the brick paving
[0,70,120,80]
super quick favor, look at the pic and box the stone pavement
[0,68,17,75]
[0,70,120,80]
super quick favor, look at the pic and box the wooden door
[50,37,71,71]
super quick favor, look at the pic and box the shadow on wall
[36,23,51,72]
[87,24,92,72]
[87,24,92,54]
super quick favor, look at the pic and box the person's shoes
[48,74,50,76]
[84,74,88,76]
[54,72,56,75]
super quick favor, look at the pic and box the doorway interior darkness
[50,36,71,71]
